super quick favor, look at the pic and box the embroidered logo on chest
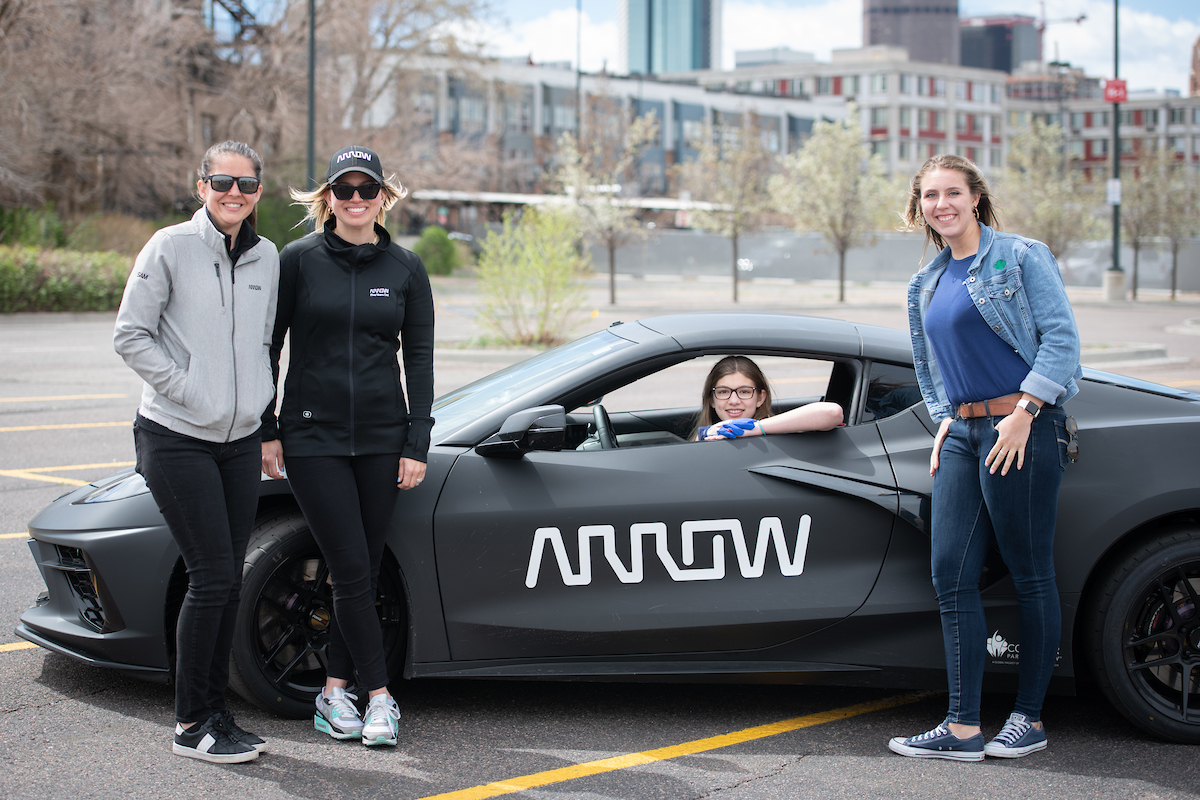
[369,287,391,298]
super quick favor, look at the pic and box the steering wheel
[591,404,618,450]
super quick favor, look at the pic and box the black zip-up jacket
[262,220,435,461]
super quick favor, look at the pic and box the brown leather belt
[957,393,1023,419]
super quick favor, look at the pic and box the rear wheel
[228,510,407,718]
[1087,528,1200,743]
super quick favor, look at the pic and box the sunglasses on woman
[204,174,261,193]
[329,182,383,201]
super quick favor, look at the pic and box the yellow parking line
[0,422,129,433]
[416,692,934,800]
[0,394,126,403]
[0,460,135,487]
[1,532,29,539]
[0,642,37,653]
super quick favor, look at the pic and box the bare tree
[554,94,658,305]
[677,115,775,303]
[1161,155,1200,300]
[769,106,895,303]
[1000,118,1104,261]
[1121,141,1180,300]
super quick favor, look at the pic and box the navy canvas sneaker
[984,712,1047,758]
[888,719,985,761]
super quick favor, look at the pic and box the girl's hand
[930,417,953,476]
[261,439,285,479]
[398,457,426,490]
[706,419,759,439]
[986,411,1033,476]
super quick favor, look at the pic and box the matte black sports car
[16,312,1200,743]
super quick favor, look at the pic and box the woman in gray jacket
[113,141,279,764]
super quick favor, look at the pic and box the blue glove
[711,419,757,438]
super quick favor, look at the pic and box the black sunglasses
[329,182,383,201]
[1065,415,1079,463]
[204,174,261,193]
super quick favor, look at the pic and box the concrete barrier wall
[586,230,1200,291]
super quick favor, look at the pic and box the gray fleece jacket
[114,208,279,443]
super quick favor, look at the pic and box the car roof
[631,312,913,365]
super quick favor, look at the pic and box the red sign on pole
[1104,79,1127,103]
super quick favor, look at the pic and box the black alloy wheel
[228,510,407,718]
[1089,528,1200,744]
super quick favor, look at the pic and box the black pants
[134,417,261,725]
[285,453,400,691]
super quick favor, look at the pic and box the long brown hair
[902,154,999,255]
[696,355,773,432]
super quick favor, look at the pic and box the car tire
[1087,527,1200,744]
[228,509,407,718]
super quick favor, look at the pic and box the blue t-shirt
[924,255,1028,406]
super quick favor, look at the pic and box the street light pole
[307,0,316,193]
[575,0,582,135]
[1104,0,1124,300]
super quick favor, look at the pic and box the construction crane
[1039,1,1086,63]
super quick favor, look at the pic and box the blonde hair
[290,174,408,231]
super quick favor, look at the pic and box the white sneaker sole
[173,742,259,763]
[984,739,1047,758]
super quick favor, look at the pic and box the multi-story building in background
[668,45,1009,175]
[863,0,960,66]
[618,0,723,75]
[960,15,1038,74]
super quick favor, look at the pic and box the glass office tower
[620,0,721,75]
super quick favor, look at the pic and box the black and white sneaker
[173,717,259,764]
[211,710,267,753]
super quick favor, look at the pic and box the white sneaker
[314,687,363,740]
[361,694,401,747]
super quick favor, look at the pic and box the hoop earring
[973,206,980,220]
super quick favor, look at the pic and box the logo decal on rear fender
[525,516,811,588]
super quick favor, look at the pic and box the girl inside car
[695,355,844,440]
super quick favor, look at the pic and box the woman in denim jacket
[888,155,1081,762]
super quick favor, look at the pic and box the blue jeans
[931,408,1068,725]
[134,416,261,725]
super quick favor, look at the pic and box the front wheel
[228,510,407,718]
[1087,527,1200,743]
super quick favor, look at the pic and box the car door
[432,422,900,662]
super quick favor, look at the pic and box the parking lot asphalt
[1,277,1199,799]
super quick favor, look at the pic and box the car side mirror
[476,405,566,458]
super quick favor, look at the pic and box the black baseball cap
[326,146,384,183]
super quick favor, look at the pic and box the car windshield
[432,331,636,439]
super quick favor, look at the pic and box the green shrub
[476,209,589,346]
[254,193,309,249]
[413,225,461,276]
[0,205,68,248]
[0,246,132,312]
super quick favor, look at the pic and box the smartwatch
[1016,398,1041,418]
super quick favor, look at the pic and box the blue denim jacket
[907,223,1082,421]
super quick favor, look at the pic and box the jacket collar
[195,208,261,265]
[322,218,391,272]
[921,221,995,276]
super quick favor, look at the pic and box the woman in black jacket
[261,146,434,748]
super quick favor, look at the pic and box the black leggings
[134,418,261,724]
[285,453,400,691]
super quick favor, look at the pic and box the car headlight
[73,470,150,504]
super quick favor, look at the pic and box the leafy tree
[1000,118,1104,261]
[476,209,589,346]
[677,116,775,303]
[769,106,895,303]
[554,96,658,305]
